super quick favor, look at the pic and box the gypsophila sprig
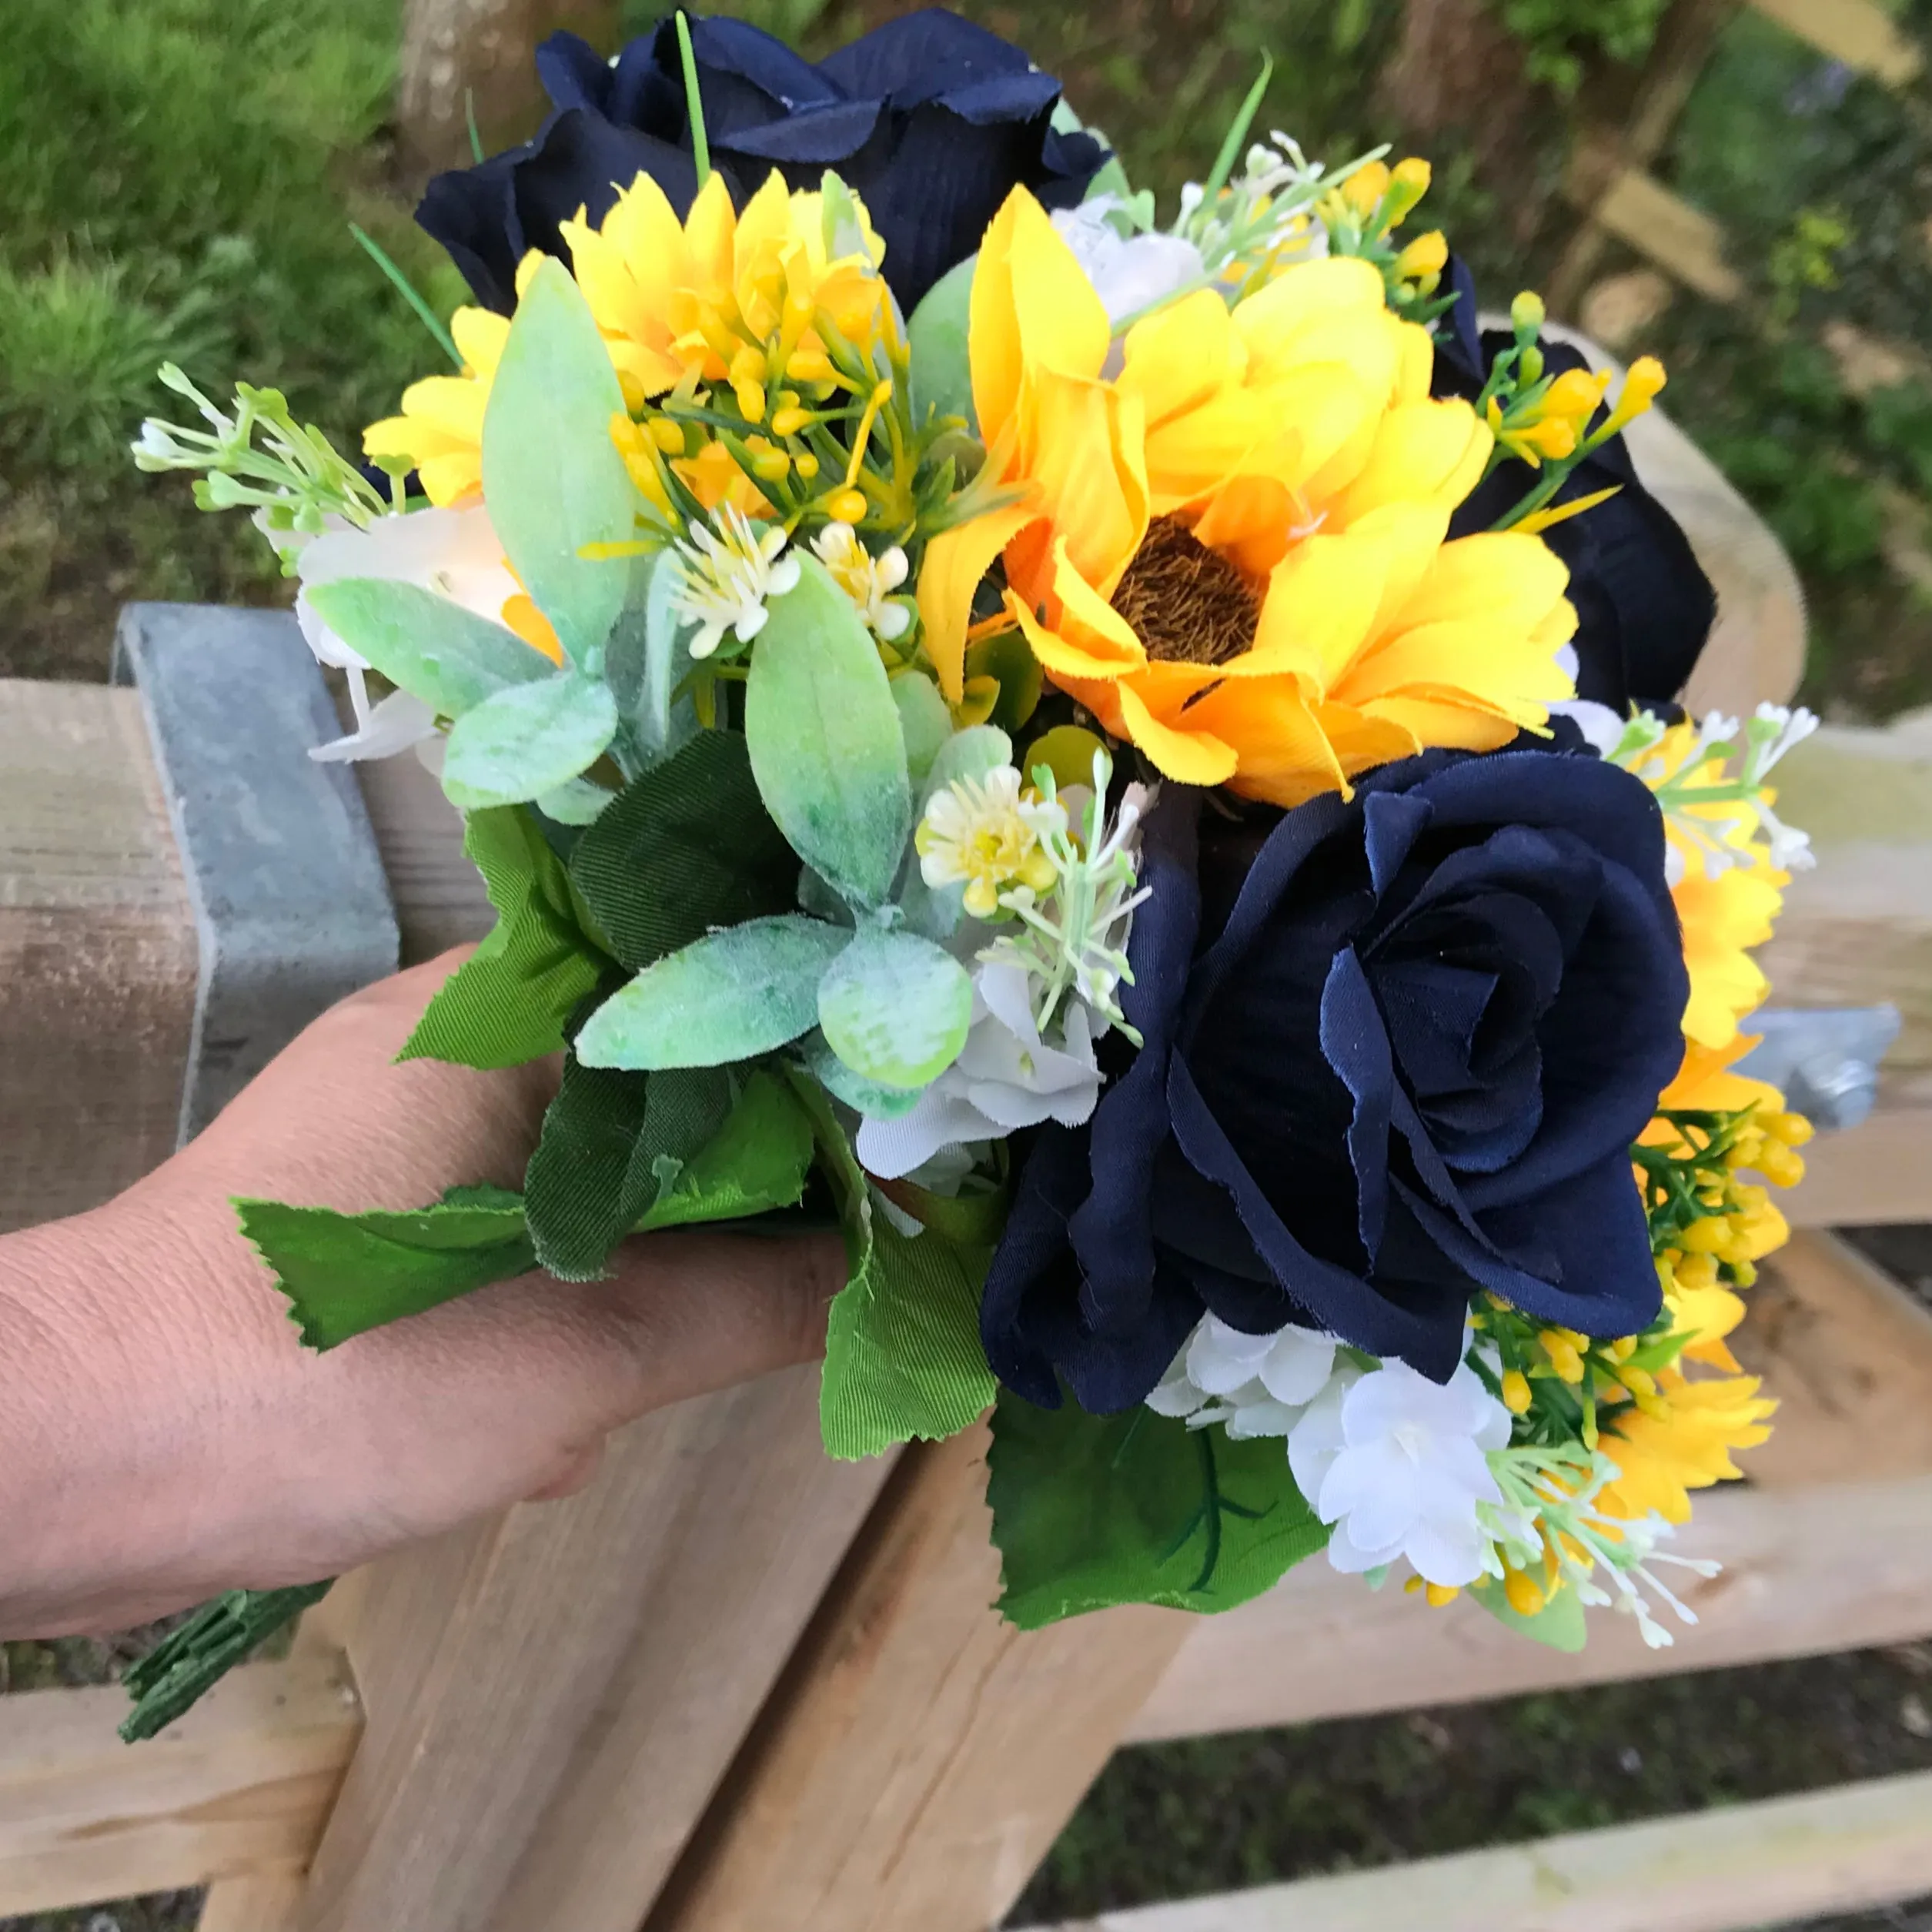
[132,366,393,567]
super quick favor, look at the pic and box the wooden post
[649,1426,1193,1932]
[397,0,623,182]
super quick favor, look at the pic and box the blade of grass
[1199,52,1275,207]
[676,12,710,189]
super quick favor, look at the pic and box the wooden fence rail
[2,380,1930,1929]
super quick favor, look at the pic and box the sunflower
[364,170,889,514]
[919,188,1577,807]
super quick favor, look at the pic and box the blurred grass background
[3,2,1932,1927]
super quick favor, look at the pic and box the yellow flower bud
[1425,1582,1460,1609]
[1679,1216,1731,1255]
[794,451,821,480]
[770,404,812,438]
[1730,1258,1758,1288]
[787,347,835,386]
[1504,1567,1546,1617]
[1769,1111,1815,1148]
[1342,161,1390,218]
[734,380,767,423]
[1674,1251,1718,1290]
[1538,1330,1585,1384]
[1392,156,1432,195]
[1511,289,1546,336]
[1619,1365,1657,1399]
[617,369,650,416]
[1601,355,1666,436]
[827,486,868,523]
[1394,229,1448,279]
[1501,1369,1533,1415]
[649,417,687,455]
[750,446,791,483]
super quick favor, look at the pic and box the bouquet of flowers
[125,7,1821,1733]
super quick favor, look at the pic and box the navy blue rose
[981,748,1689,1412]
[1432,261,1716,713]
[417,8,1106,318]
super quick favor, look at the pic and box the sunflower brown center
[1111,516,1260,668]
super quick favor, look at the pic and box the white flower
[670,505,801,659]
[1146,1315,1341,1440]
[1291,1359,1513,1589]
[915,765,1065,919]
[855,960,1101,1179]
[812,520,912,643]
[1051,202,1207,330]
[296,503,524,764]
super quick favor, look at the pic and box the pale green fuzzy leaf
[819,927,972,1090]
[907,254,977,433]
[606,547,700,771]
[891,673,954,788]
[536,776,617,824]
[440,674,618,810]
[575,914,848,1071]
[302,578,550,717]
[480,257,635,670]
[745,554,911,908]
[798,1028,923,1118]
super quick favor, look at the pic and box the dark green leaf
[236,1190,537,1350]
[965,625,1043,735]
[988,1393,1328,1629]
[402,805,610,1068]
[568,730,797,971]
[638,1068,817,1231]
[787,1068,997,1459]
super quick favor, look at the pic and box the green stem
[349,224,461,369]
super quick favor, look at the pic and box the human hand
[0,952,843,1636]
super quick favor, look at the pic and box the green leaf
[907,254,978,433]
[402,807,610,1068]
[302,578,550,717]
[638,1068,817,1231]
[797,1028,922,1118]
[567,730,797,971]
[964,626,1043,735]
[988,1394,1329,1628]
[441,674,619,811]
[745,554,911,908]
[891,672,954,788]
[236,1186,536,1351]
[526,1059,730,1280]
[480,256,636,669]
[536,776,617,824]
[1469,1576,1590,1652]
[818,927,972,1089]
[872,1172,1009,1246]
[787,1068,997,1459]
[576,914,848,1071]
[605,546,700,771]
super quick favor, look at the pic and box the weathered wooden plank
[1750,0,1922,86]
[1128,1469,1932,1745]
[1757,717,1932,1111]
[0,680,196,1232]
[1785,1104,1932,1228]
[1018,1768,1932,1932]
[295,1368,892,1932]
[652,1423,1191,1932]
[0,1658,359,1915]
[1586,168,1743,304]
[1732,1228,1932,1485]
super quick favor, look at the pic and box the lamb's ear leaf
[303,578,550,717]
[817,928,972,1091]
[481,256,635,670]
[745,555,911,909]
[440,674,618,810]
[575,915,849,1071]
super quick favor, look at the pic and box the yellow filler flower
[918,188,1577,807]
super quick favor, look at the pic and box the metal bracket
[114,603,400,1143]
[1734,1005,1903,1132]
